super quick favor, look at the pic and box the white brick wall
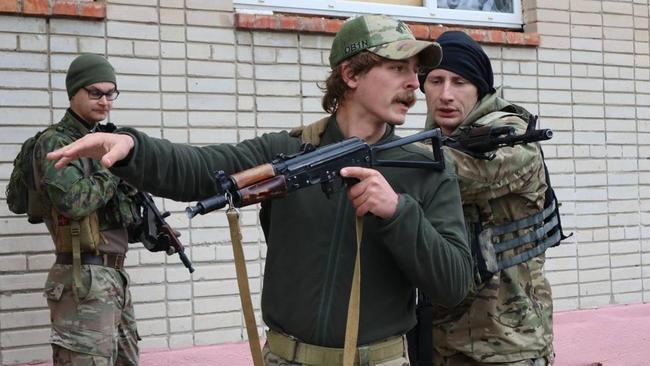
[1,0,649,364]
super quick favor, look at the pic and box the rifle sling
[343,216,363,366]
[226,208,263,366]
[294,119,365,365]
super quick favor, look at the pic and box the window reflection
[437,0,513,13]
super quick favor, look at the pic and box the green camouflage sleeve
[447,115,545,204]
[36,131,119,220]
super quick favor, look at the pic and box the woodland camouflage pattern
[428,93,554,365]
[35,111,139,364]
[34,111,138,227]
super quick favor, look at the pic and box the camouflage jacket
[428,92,554,363]
[34,110,137,253]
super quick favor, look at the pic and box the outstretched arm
[47,132,135,169]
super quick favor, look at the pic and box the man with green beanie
[48,15,472,366]
[35,54,140,365]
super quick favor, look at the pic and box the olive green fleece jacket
[112,117,471,347]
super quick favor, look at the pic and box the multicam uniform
[427,93,554,365]
[34,110,139,365]
[110,116,472,366]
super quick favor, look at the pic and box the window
[233,0,522,29]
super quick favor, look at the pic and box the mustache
[393,91,416,108]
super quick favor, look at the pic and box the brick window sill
[235,13,539,47]
[0,0,105,19]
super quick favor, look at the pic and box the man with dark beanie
[415,31,557,365]
[34,54,140,365]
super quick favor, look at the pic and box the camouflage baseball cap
[329,14,442,69]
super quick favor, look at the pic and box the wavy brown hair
[320,51,384,114]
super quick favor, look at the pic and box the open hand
[47,132,135,169]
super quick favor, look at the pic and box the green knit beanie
[65,54,116,100]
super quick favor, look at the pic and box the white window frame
[234,0,523,29]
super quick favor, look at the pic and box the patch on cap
[329,14,442,69]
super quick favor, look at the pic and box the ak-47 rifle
[186,128,445,217]
[134,192,195,273]
[444,114,553,160]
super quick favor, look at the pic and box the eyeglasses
[83,87,120,101]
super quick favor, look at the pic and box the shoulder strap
[289,117,329,146]
[32,138,43,194]
[81,157,92,178]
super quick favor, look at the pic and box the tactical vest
[33,118,139,256]
[454,111,569,284]
[38,157,103,255]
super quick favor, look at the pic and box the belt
[55,252,126,270]
[267,329,405,366]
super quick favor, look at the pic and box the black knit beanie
[66,54,116,100]
[419,31,495,99]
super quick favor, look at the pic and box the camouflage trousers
[262,343,410,366]
[433,351,549,366]
[44,264,139,365]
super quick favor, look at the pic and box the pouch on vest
[52,208,101,255]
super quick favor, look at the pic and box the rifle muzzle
[186,194,229,218]
[534,129,553,141]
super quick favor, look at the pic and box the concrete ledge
[234,13,540,47]
[0,0,105,19]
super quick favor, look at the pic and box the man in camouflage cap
[416,30,557,366]
[328,13,441,69]
[48,15,472,366]
[35,54,140,365]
